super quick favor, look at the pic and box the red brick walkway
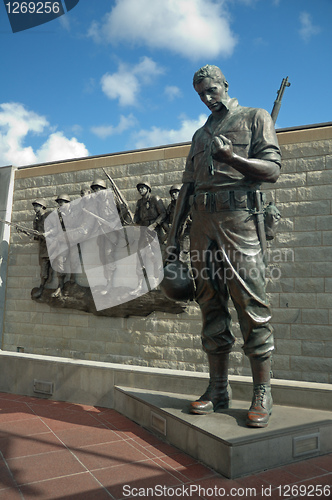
[0,392,330,499]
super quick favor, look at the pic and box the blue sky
[0,0,331,167]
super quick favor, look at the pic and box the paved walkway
[0,392,330,499]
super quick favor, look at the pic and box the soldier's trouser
[97,233,119,281]
[190,207,273,359]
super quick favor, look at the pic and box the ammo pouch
[190,190,281,241]
[264,201,281,240]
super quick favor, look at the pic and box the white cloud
[91,114,137,139]
[36,132,88,164]
[0,102,88,167]
[88,0,237,60]
[100,57,164,106]
[299,12,320,41]
[165,86,182,101]
[134,114,207,149]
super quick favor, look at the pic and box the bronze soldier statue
[166,65,281,428]
[32,198,52,299]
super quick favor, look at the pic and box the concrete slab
[114,386,332,479]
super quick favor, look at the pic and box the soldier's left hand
[211,135,233,162]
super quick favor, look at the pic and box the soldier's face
[171,191,179,201]
[194,77,227,114]
[33,204,42,214]
[139,186,148,196]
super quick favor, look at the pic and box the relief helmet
[32,198,47,209]
[160,259,195,302]
[55,194,71,203]
[90,178,107,190]
[169,184,181,194]
[136,181,151,192]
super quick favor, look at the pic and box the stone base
[114,386,332,479]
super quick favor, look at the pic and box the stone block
[271,307,301,324]
[301,308,329,325]
[291,355,332,373]
[295,246,332,262]
[68,314,89,328]
[312,262,332,277]
[279,293,314,308]
[279,158,296,173]
[276,231,321,247]
[298,185,332,201]
[275,188,297,203]
[294,278,324,293]
[291,324,331,340]
[307,169,332,185]
[293,216,316,231]
[297,156,326,172]
[326,155,332,169]
[272,354,290,370]
[325,278,332,292]
[274,339,301,355]
[302,341,326,357]
[322,231,332,245]
[277,172,306,188]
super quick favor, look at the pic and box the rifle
[271,76,291,124]
[102,168,134,225]
[0,217,44,238]
[103,168,154,291]
[253,191,267,265]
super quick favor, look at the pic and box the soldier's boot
[246,356,273,428]
[33,280,46,299]
[130,278,144,295]
[69,273,76,284]
[52,275,65,298]
[190,353,231,414]
[101,269,114,295]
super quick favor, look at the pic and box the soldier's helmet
[55,194,71,203]
[169,184,181,194]
[90,178,106,190]
[32,198,47,209]
[136,181,151,192]
[160,259,195,302]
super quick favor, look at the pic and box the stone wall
[1,124,332,383]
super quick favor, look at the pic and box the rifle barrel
[271,76,291,124]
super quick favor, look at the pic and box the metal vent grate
[33,379,54,395]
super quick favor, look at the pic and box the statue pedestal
[114,386,332,479]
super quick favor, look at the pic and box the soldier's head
[137,181,151,197]
[169,184,181,201]
[80,187,91,197]
[90,179,106,192]
[193,65,229,114]
[32,198,47,214]
[55,194,70,207]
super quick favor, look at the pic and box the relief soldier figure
[32,198,52,299]
[134,181,166,241]
[51,194,76,298]
[90,178,121,295]
[163,184,191,263]
[131,181,166,294]
[166,65,281,428]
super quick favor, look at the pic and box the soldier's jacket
[33,211,51,259]
[134,194,166,227]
